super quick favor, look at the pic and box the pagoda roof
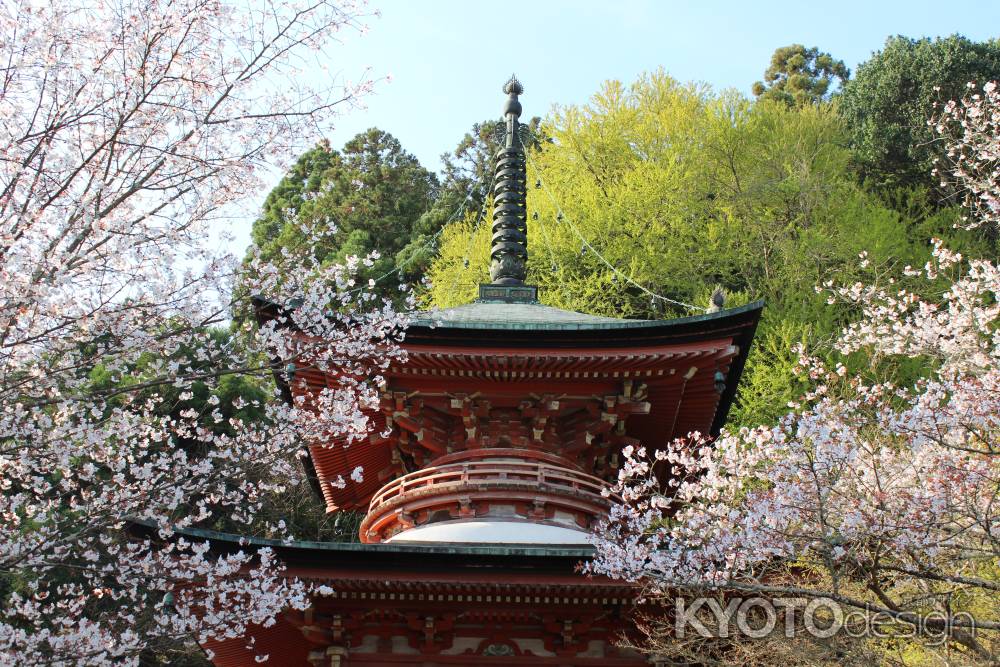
[411,299,762,333]
[397,299,764,351]
[130,519,595,558]
[412,301,636,330]
[254,296,763,336]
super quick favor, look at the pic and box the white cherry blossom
[0,0,404,664]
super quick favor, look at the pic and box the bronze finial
[489,75,528,286]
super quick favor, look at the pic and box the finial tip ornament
[504,74,523,96]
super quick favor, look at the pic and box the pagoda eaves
[257,297,763,544]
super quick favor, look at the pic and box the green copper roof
[129,519,595,558]
[412,301,635,330]
[410,300,764,332]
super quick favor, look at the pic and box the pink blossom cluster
[590,245,1000,637]
[591,99,1000,648]
[0,0,404,664]
[932,81,1000,230]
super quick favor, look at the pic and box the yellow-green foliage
[424,69,983,426]
[422,212,491,308]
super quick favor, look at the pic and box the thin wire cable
[531,192,561,274]
[525,152,706,314]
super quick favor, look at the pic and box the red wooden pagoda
[201,77,763,666]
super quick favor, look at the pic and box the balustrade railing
[367,459,611,513]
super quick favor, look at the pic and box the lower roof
[128,519,635,609]
[129,519,596,560]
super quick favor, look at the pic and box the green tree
[840,34,1000,191]
[425,70,982,426]
[249,129,439,300]
[752,44,849,107]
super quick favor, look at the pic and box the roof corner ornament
[708,287,726,313]
[489,75,528,286]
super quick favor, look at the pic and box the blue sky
[224,0,1000,252]
[325,0,1000,171]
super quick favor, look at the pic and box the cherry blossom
[0,0,406,664]
[932,81,1000,231]
[591,245,1000,658]
[591,89,1000,660]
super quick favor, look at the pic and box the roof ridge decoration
[480,75,538,304]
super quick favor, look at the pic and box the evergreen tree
[752,44,849,107]
[249,129,439,301]
[840,34,1000,192]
